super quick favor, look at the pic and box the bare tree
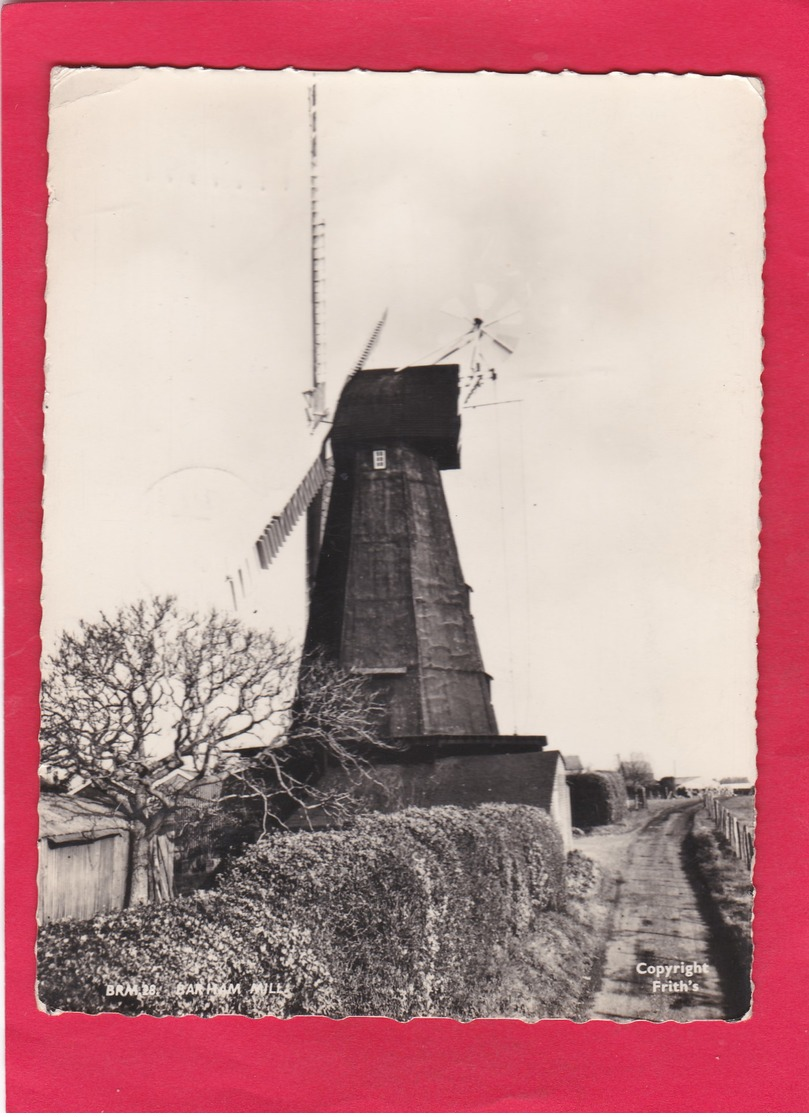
[620,753,656,807]
[40,597,391,904]
[222,652,394,836]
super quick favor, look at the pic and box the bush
[567,771,627,829]
[38,803,565,1020]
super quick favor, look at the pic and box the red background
[4,2,808,1111]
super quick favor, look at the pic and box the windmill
[224,82,571,845]
[232,89,515,738]
[227,92,520,614]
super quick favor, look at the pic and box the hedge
[598,770,629,820]
[567,771,627,829]
[38,803,565,1019]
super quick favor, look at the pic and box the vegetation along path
[583,801,727,1022]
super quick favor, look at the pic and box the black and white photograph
[37,68,763,1021]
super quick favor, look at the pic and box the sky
[43,69,764,779]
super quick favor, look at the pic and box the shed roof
[39,794,131,843]
[157,770,232,804]
[677,775,722,789]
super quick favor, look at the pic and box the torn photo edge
[3,2,808,1111]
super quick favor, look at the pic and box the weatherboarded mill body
[305,364,497,737]
[297,363,572,847]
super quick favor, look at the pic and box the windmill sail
[394,302,519,404]
[307,83,327,423]
[255,452,333,570]
[351,309,388,374]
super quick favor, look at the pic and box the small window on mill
[373,449,387,470]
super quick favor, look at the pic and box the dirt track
[579,802,726,1022]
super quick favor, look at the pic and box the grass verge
[486,850,611,1020]
[683,805,753,1019]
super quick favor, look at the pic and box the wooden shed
[38,795,132,924]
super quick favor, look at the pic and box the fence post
[710,799,754,868]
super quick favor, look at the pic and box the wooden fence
[705,795,755,869]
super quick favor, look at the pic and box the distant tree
[620,753,656,803]
[40,597,389,905]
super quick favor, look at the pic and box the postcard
[36,67,763,1022]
